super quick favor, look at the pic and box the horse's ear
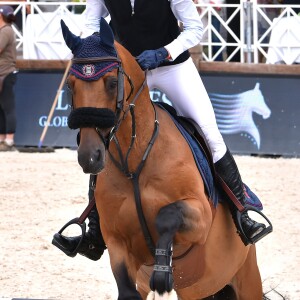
[254,82,260,90]
[99,17,115,49]
[61,19,82,52]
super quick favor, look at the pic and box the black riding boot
[52,175,106,261]
[214,149,267,243]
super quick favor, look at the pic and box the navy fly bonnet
[61,18,138,142]
[61,18,121,131]
[61,18,119,81]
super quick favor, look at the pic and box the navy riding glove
[136,47,169,70]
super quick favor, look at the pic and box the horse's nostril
[77,131,106,174]
[97,149,102,162]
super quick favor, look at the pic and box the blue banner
[15,71,77,148]
[14,70,300,156]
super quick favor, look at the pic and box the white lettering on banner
[56,90,69,111]
[39,116,68,127]
[150,89,172,106]
[38,90,70,128]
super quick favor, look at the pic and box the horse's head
[61,18,143,174]
[250,83,271,119]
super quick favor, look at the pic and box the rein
[107,78,159,257]
[107,78,147,174]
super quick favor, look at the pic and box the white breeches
[146,58,226,163]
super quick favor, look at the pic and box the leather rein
[71,55,158,256]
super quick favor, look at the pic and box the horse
[209,83,271,149]
[61,18,264,300]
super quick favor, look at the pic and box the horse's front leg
[149,200,212,299]
[108,238,142,300]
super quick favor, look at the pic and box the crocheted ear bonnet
[61,18,119,81]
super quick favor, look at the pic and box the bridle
[73,56,133,114]
[69,54,160,256]
[71,56,134,142]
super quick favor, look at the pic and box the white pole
[246,0,253,63]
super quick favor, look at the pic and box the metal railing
[3,1,86,60]
[195,1,300,64]
[2,0,300,64]
[252,1,300,64]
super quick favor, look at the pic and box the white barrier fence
[2,0,300,64]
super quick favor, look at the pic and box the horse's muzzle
[78,146,106,174]
[77,133,107,174]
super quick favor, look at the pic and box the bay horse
[61,18,264,300]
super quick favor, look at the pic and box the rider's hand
[136,47,170,70]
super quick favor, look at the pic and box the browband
[72,56,121,64]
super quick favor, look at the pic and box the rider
[53,0,271,261]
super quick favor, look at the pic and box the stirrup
[52,218,86,257]
[234,205,273,246]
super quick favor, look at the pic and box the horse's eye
[65,78,73,106]
[105,77,118,92]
